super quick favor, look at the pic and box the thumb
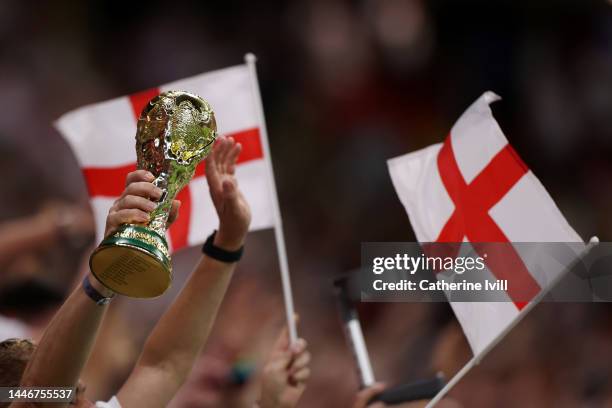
[273,315,300,352]
[273,326,290,353]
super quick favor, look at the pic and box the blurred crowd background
[2,0,612,406]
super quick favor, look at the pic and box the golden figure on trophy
[90,91,217,298]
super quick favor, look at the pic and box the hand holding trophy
[90,91,217,298]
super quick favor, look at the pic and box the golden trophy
[90,91,217,298]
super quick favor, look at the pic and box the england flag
[388,91,586,373]
[56,63,275,251]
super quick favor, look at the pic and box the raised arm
[257,325,311,408]
[13,171,167,408]
[117,137,251,407]
[12,277,111,406]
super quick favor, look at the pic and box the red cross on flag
[388,92,584,356]
[56,64,274,250]
[57,56,299,344]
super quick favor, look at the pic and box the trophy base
[89,224,172,298]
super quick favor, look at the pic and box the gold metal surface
[137,91,217,236]
[90,244,171,298]
[114,225,170,259]
[89,91,217,298]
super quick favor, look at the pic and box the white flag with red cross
[388,91,585,357]
[57,56,299,344]
[56,64,274,250]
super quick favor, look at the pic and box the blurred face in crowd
[0,339,93,407]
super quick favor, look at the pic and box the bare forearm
[138,256,234,375]
[117,137,250,406]
[20,275,108,388]
[135,135,250,378]
[117,254,235,408]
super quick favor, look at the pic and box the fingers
[114,195,157,213]
[107,183,161,233]
[290,349,310,370]
[125,170,155,186]
[205,141,218,172]
[268,333,304,376]
[286,338,309,386]
[209,137,227,169]
[226,142,241,175]
[106,170,182,237]
[217,137,233,171]
[272,326,290,352]
[205,137,243,210]
[289,350,310,379]
[272,315,300,353]
[208,137,241,174]
[262,346,293,387]
[205,139,223,192]
[108,208,150,227]
[290,338,307,355]
[121,182,163,201]
[352,383,387,408]
[289,367,310,385]
[121,170,160,211]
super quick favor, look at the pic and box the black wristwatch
[202,230,244,263]
[82,275,114,305]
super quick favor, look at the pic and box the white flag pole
[245,53,298,344]
[425,236,600,407]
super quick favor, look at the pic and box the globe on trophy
[89,91,217,298]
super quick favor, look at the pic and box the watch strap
[202,230,244,262]
[82,275,114,305]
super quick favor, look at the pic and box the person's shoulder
[94,396,122,408]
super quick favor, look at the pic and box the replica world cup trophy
[90,91,217,298]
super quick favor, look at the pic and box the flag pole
[425,236,600,407]
[245,52,298,344]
